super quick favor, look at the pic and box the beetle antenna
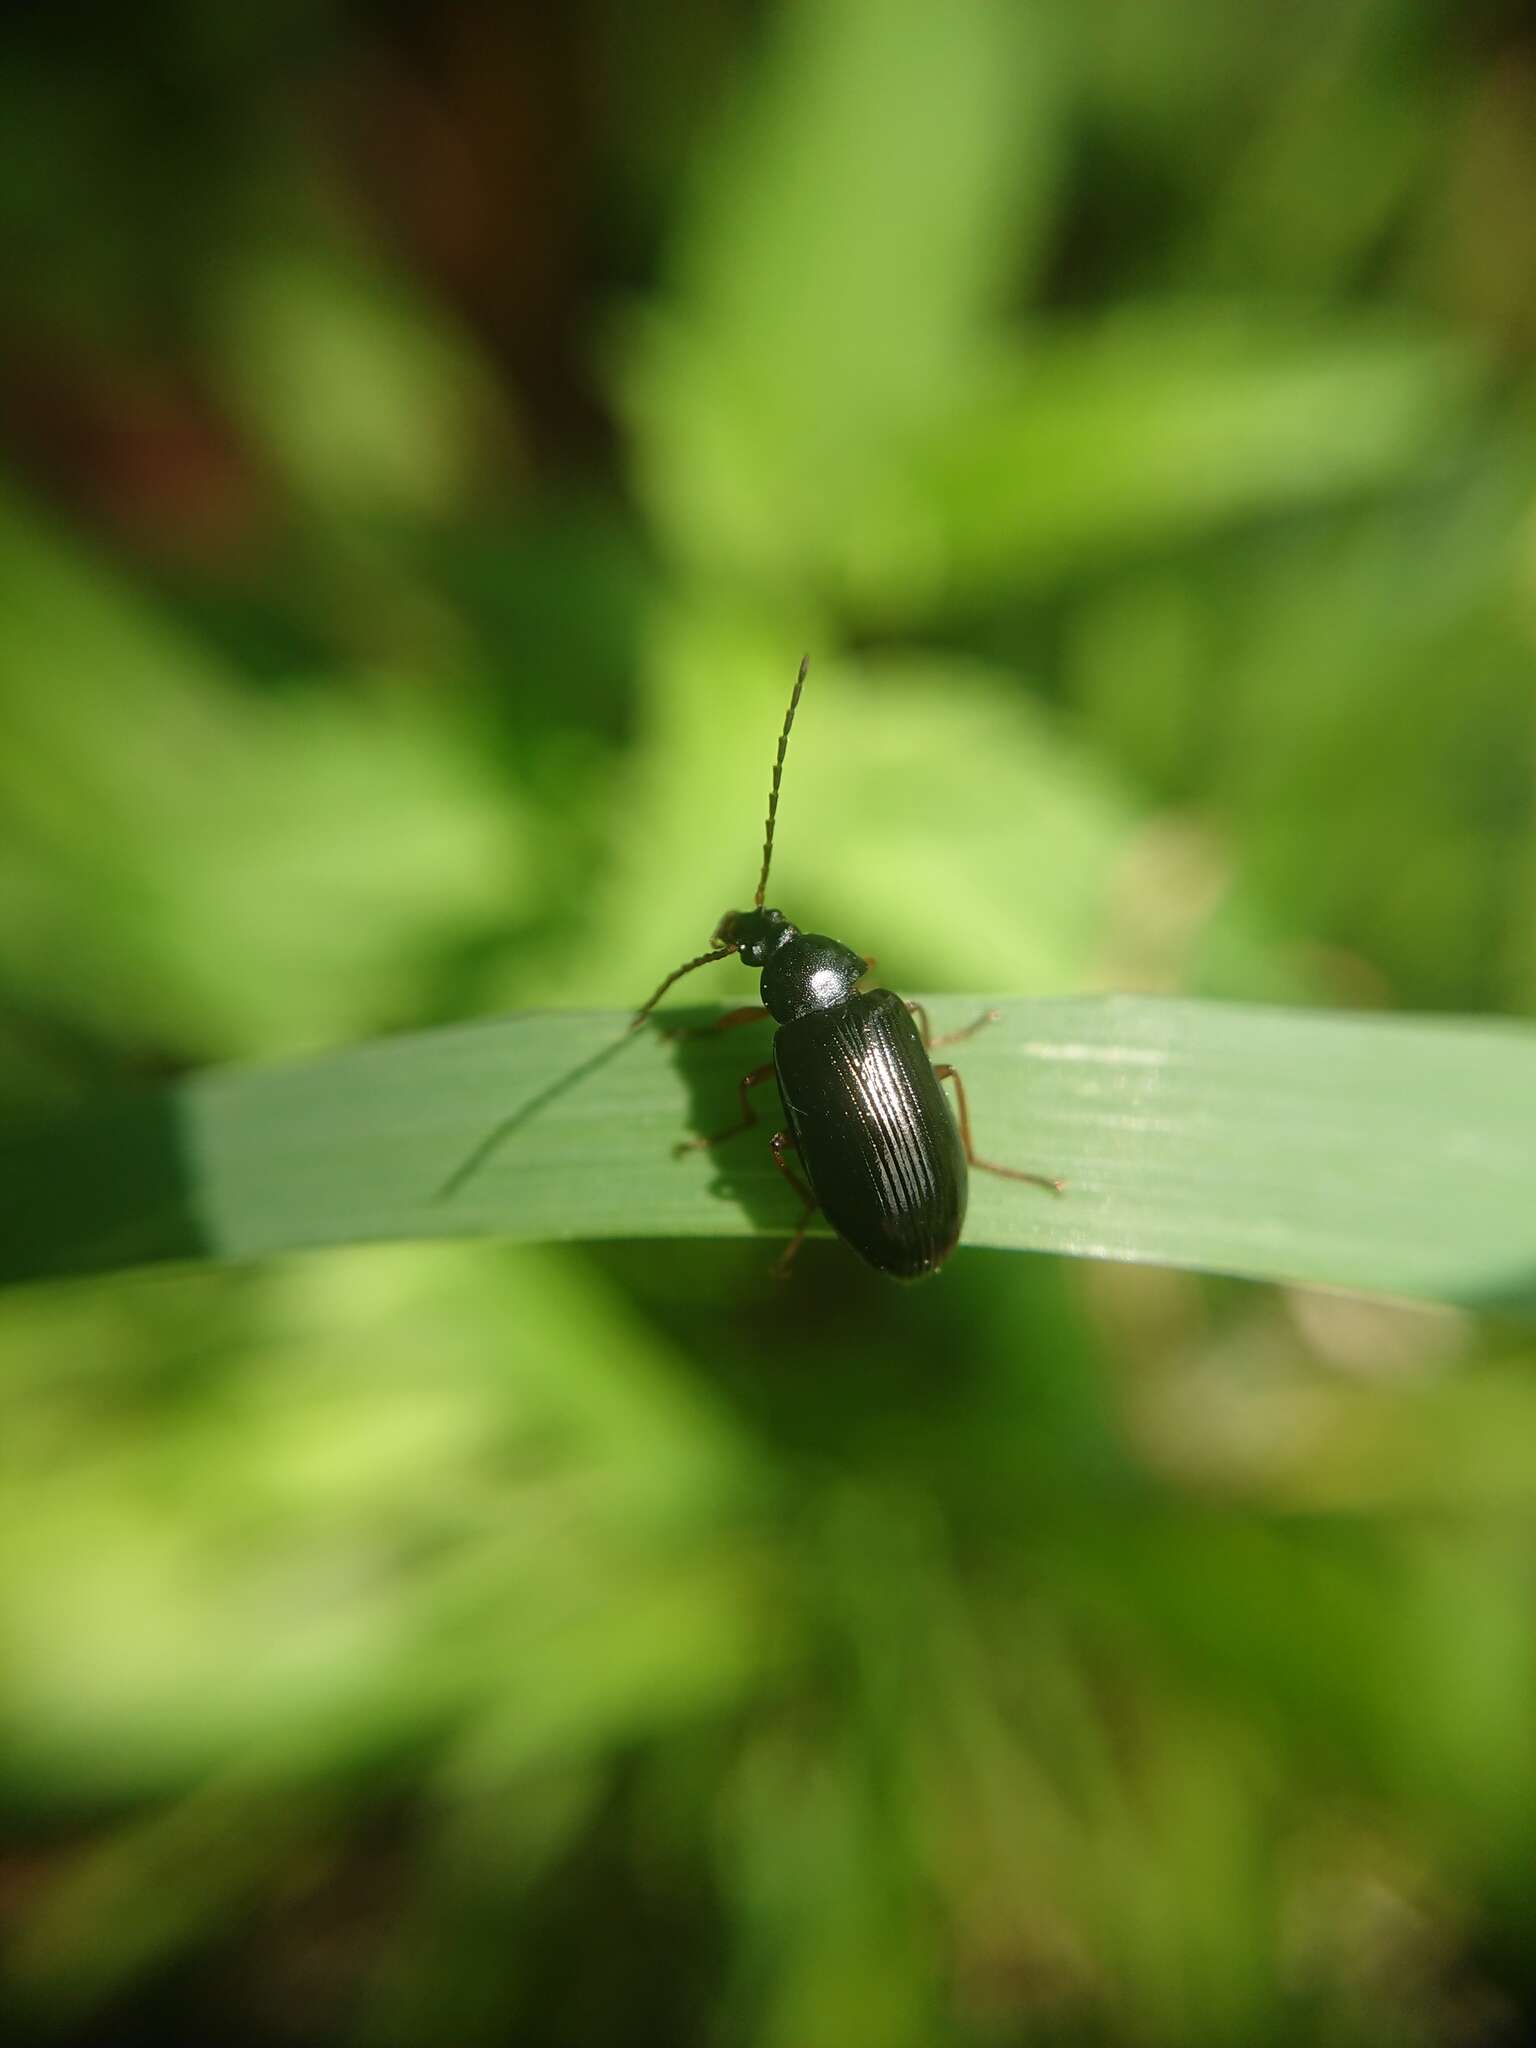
[754,654,808,908]
[630,945,738,1029]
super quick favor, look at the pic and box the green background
[3,2,1536,2042]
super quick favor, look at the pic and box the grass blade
[4,997,1533,1307]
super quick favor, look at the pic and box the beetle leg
[908,1002,1004,1050]
[675,1061,776,1156]
[662,1005,771,1043]
[769,1130,818,1277]
[933,1064,1065,1194]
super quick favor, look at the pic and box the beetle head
[713,906,797,966]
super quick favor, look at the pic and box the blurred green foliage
[3,1,1536,2043]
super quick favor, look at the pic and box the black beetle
[632,658,1062,1279]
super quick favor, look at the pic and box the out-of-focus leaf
[619,0,1065,591]
[905,312,1482,609]
[210,241,515,521]
[0,490,527,1054]
[1062,458,1536,1011]
[0,1246,769,1802]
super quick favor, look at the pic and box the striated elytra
[632,659,1062,1278]
[773,973,967,1280]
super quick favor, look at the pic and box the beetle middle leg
[769,1129,818,1278]
[933,1063,1065,1194]
[675,1061,776,1156]
[907,1001,1004,1051]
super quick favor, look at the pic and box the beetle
[631,657,1062,1279]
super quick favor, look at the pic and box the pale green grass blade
[4,998,1534,1307]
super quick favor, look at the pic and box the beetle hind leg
[933,1064,1065,1195]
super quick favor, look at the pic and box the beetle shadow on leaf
[647,1005,815,1247]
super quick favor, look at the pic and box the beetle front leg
[908,1002,1003,1051]
[769,1130,818,1278]
[662,1006,771,1043]
[675,1061,776,1157]
[933,1063,1065,1194]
